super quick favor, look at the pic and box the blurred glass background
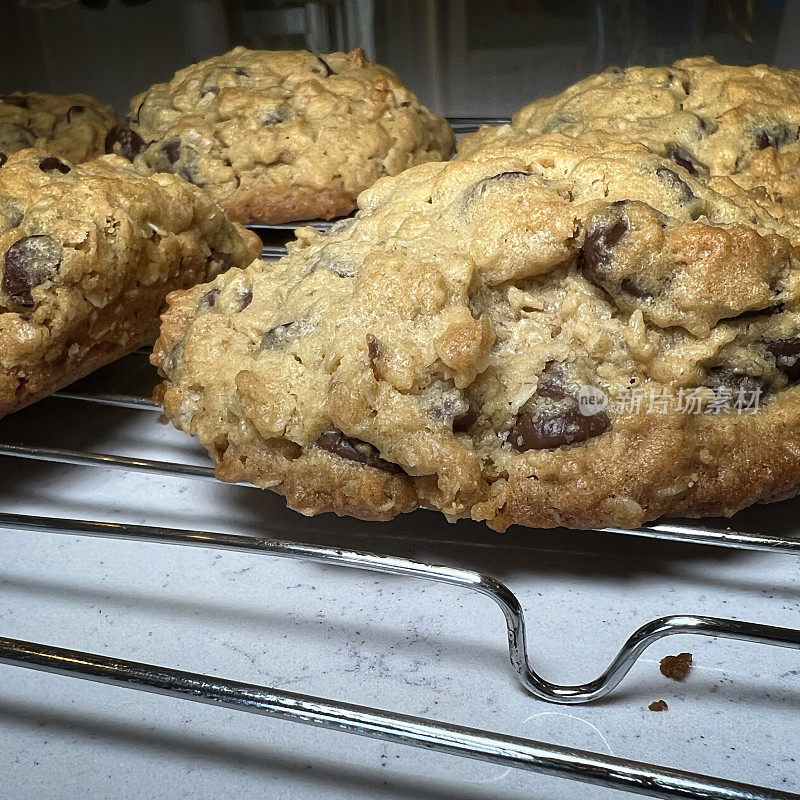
[1,0,798,116]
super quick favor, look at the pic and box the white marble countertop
[1,355,798,800]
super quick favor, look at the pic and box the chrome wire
[448,116,512,133]
[0,635,792,800]
[1,512,798,706]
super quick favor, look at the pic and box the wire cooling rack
[2,379,799,800]
[2,123,800,799]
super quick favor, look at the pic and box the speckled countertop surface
[0,356,799,799]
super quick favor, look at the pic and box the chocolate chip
[655,165,695,202]
[755,124,797,150]
[767,337,800,380]
[199,287,221,309]
[260,322,294,350]
[766,337,800,358]
[536,361,569,400]
[207,249,233,273]
[509,405,610,451]
[706,366,765,396]
[579,217,629,289]
[366,333,381,364]
[39,156,70,174]
[667,146,700,176]
[162,140,181,165]
[620,277,653,299]
[316,56,334,76]
[104,124,145,161]
[315,429,402,473]
[237,289,253,310]
[0,95,28,109]
[2,234,62,306]
[0,153,7,168]
[453,394,479,432]
[66,104,85,123]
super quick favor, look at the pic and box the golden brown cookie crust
[0,149,260,418]
[114,47,454,224]
[153,133,800,531]
[460,57,800,226]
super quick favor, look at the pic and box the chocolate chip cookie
[0,92,119,164]
[152,133,800,531]
[107,47,454,224]
[460,57,800,225]
[0,148,260,418]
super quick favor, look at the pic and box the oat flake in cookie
[460,57,800,226]
[110,47,454,224]
[0,148,260,418]
[0,92,119,164]
[152,133,800,531]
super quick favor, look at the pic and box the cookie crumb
[660,652,692,680]
[648,699,668,712]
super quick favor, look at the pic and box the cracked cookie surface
[152,133,800,531]
[0,92,119,163]
[460,57,800,225]
[112,47,454,224]
[0,148,260,418]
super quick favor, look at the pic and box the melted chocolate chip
[655,165,695,202]
[104,124,145,161]
[579,217,629,289]
[199,287,221,309]
[0,153,7,168]
[2,234,63,306]
[39,156,70,174]
[162,140,181,165]
[509,405,610,451]
[366,333,381,364]
[315,429,402,473]
[233,67,249,77]
[237,289,253,310]
[0,95,28,109]
[667,146,700,176]
[66,104,85,123]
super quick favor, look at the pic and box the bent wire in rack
[2,119,800,800]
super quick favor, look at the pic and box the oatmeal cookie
[460,57,800,224]
[152,133,800,530]
[109,47,454,224]
[0,148,260,418]
[0,92,119,163]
